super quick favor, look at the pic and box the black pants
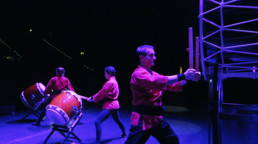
[35,98,51,124]
[125,119,179,144]
[95,109,126,142]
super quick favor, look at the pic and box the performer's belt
[105,98,118,102]
[132,105,165,116]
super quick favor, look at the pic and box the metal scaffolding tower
[199,0,258,144]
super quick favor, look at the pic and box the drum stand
[21,108,41,121]
[44,112,83,144]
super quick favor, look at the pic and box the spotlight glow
[80,51,85,55]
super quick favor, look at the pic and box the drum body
[46,90,82,126]
[20,83,46,110]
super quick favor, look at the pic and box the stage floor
[0,105,257,144]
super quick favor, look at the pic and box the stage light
[0,38,22,59]
[80,51,85,55]
[29,29,32,32]
[83,65,94,71]
[43,39,72,60]
[5,56,14,60]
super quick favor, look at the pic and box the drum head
[46,105,69,126]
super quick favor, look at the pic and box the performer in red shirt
[85,66,126,144]
[125,45,201,144]
[33,67,75,126]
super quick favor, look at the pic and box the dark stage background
[0,0,256,113]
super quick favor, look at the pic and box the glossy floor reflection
[0,104,257,144]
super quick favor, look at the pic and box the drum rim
[46,104,69,125]
[20,91,32,109]
[36,82,45,96]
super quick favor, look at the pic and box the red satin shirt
[93,76,120,110]
[44,76,74,100]
[130,66,182,130]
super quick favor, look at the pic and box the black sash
[105,98,118,102]
[132,105,165,116]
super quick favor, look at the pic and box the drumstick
[78,95,89,100]
[195,36,199,71]
[188,27,194,69]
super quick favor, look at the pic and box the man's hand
[193,71,201,82]
[184,69,197,80]
[80,95,94,102]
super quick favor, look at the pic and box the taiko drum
[20,83,46,110]
[46,90,82,125]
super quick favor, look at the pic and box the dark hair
[56,67,65,76]
[104,66,116,76]
[136,45,154,57]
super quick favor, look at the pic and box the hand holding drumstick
[186,28,201,82]
[193,71,201,81]
[183,69,201,82]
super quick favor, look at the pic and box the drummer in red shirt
[85,66,126,144]
[33,67,75,126]
[125,45,201,144]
